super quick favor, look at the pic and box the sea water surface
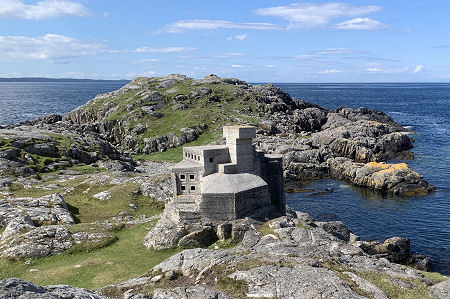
[0,80,448,274]
[276,83,450,275]
[0,80,128,126]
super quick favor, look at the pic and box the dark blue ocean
[277,83,450,275]
[0,80,128,126]
[0,81,448,275]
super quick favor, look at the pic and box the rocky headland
[0,74,447,298]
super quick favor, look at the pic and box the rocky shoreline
[0,74,447,298]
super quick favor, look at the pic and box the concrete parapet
[218,163,238,174]
[223,125,256,139]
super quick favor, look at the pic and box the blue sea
[277,83,450,275]
[0,80,449,275]
[0,80,128,126]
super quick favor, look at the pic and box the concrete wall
[235,186,270,219]
[172,170,201,196]
[260,155,285,213]
[202,148,230,176]
[199,193,235,222]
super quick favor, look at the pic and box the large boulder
[0,193,74,227]
[0,278,102,298]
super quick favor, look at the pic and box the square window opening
[209,157,214,163]
[180,174,185,180]
[181,185,186,191]
[189,174,195,180]
[190,186,196,191]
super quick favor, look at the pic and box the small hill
[63,74,313,156]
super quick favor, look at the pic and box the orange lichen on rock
[367,162,390,169]
[366,162,408,173]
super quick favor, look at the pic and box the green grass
[217,277,248,298]
[8,177,164,223]
[323,260,448,299]
[0,223,180,289]
[0,227,5,234]
[421,271,448,284]
[355,270,441,299]
[133,131,219,163]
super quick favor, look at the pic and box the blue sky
[0,0,449,82]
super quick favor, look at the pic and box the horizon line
[0,77,449,84]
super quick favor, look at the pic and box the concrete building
[167,125,285,224]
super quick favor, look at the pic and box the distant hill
[0,77,129,83]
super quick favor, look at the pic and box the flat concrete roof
[171,160,203,170]
[201,173,267,194]
[183,145,228,154]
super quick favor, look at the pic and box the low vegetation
[0,223,180,289]
[0,171,172,288]
[323,260,448,299]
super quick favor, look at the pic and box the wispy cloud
[319,69,342,74]
[231,64,246,68]
[255,3,381,29]
[213,52,245,59]
[364,67,383,72]
[414,65,424,73]
[313,48,363,55]
[0,34,106,61]
[235,34,247,40]
[157,20,282,33]
[133,47,197,53]
[364,66,410,73]
[0,0,89,20]
[126,71,156,78]
[133,58,160,64]
[227,34,248,41]
[334,18,388,30]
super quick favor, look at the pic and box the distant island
[0,77,129,83]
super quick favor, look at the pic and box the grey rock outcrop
[153,286,232,299]
[0,225,112,258]
[0,194,74,227]
[0,278,102,299]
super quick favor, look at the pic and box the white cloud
[319,69,342,74]
[133,58,160,64]
[213,52,245,59]
[61,71,85,78]
[125,71,156,78]
[157,20,282,33]
[0,34,106,61]
[255,3,381,29]
[414,65,424,73]
[0,0,89,20]
[235,34,247,40]
[227,34,248,41]
[365,67,383,72]
[231,64,245,68]
[134,47,197,53]
[313,48,361,55]
[364,66,410,73]
[334,18,388,30]
[0,71,20,77]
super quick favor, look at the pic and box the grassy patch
[0,227,5,234]
[208,239,238,250]
[0,223,180,289]
[258,221,279,238]
[9,179,164,223]
[421,271,448,284]
[323,260,445,299]
[217,277,248,298]
[355,271,436,299]
[134,131,219,163]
